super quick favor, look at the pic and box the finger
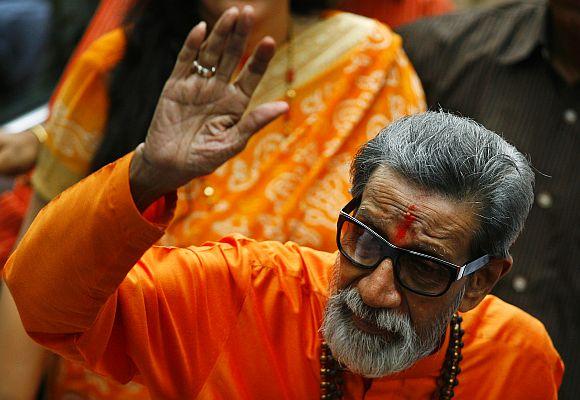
[0,151,12,175]
[234,37,276,99]
[216,5,254,82]
[172,21,207,78]
[197,7,239,73]
[236,101,289,140]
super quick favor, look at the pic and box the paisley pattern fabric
[31,12,425,400]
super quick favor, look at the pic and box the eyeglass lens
[339,218,453,295]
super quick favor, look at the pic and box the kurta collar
[497,0,549,66]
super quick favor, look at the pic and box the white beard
[321,286,463,378]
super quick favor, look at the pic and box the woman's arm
[0,192,50,400]
[0,129,41,177]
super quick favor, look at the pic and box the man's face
[322,167,478,377]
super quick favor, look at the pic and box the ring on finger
[192,60,216,78]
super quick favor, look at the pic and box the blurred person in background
[0,0,113,276]
[0,0,453,182]
[0,0,426,399]
[0,0,52,194]
[397,0,579,397]
[338,0,454,27]
[0,0,133,291]
[0,0,134,271]
[0,0,52,98]
[0,0,98,124]
[0,0,453,188]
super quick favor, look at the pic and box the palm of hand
[135,8,287,195]
[146,75,249,179]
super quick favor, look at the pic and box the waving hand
[130,6,288,210]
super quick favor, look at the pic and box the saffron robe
[5,154,564,399]
[24,12,426,398]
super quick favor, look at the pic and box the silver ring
[192,60,216,78]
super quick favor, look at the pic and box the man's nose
[356,258,402,309]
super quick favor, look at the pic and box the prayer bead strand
[320,313,464,399]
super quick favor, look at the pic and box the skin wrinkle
[394,204,417,244]
[324,166,482,377]
[360,173,477,264]
[321,106,536,378]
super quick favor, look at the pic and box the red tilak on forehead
[394,204,417,245]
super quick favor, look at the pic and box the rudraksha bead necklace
[320,313,464,400]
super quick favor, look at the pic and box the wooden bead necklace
[320,314,464,400]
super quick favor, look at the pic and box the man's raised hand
[130,6,288,210]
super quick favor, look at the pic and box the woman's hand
[130,6,288,210]
[0,130,40,176]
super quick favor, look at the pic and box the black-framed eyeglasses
[336,196,490,297]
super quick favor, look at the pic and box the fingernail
[198,21,206,29]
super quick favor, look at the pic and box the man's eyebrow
[406,242,449,261]
[356,207,449,261]
[355,209,387,233]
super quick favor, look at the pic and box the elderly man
[5,7,562,400]
[396,2,579,396]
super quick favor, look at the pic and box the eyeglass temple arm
[457,255,491,280]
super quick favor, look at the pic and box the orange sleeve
[3,154,307,390]
[5,154,169,334]
[5,155,249,382]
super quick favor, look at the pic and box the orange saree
[30,12,425,399]
[0,0,133,268]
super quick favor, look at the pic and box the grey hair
[351,111,534,258]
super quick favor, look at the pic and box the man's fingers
[196,7,239,73]
[234,37,276,98]
[216,6,254,82]
[236,101,289,140]
[172,22,207,78]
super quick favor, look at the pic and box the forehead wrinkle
[361,174,478,262]
[360,197,453,259]
[412,202,476,240]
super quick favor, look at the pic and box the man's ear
[459,255,513,312]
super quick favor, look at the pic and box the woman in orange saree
[1,1,425,399]
[0,0,135,269]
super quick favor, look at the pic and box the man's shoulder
[462,295,557,357]
[459,295,563,396]
[397,1,544,58]
[185,234,335,293]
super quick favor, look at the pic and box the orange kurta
[32,13,425,253]
[6,153,564,399]
[28,12,425,399]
